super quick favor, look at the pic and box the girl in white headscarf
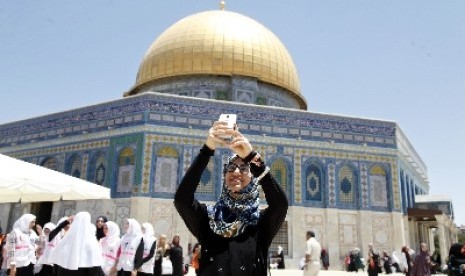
[100,221,121,276]
[49,212,103,276]
[139,223,156,276]
[36,222,57,276]
[48,216,72,244]
[7,213,38,276]
[116,219,144,276]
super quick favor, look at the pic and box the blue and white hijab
[207,155,260,238]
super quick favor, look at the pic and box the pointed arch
[304,162,323,202]
[41,157,58,171]
[337,163,357,206]
[66,153,82,178]
[270,158,288,192]
[154,146,179,193]
[89,151,107,186]
[117,147,135,193]
[369,164,388,207]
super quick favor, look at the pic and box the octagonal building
[0,5,457,268]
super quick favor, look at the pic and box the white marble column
[435,215,448,267]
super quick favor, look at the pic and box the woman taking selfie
[174,118,288,276]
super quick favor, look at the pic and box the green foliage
[458,232,465,244]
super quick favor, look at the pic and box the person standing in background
[0,234,9,276]
[277,245,285,269]
[8,214,38,276]
[153,235,170,276]
[320,248,329,271]
[139,223,156,276]
[169,235,183,276]
[116,219,144,276]
[36,223,57,276]
[448,243,465,276]
[304,230,321,276]
[49,212,104,276]
[96,216,108,241]
[101,221,121,276]
[190,243,200,276]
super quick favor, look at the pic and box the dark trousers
[56,266,103,276]
[117,270,132,276]
[16,263,34,276]
[36,264,55,276]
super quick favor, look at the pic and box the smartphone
[218,114,236,141]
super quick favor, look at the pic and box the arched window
[370,165,388,207]
[93,152,106,186]
[67,154,81,178]
[270,158,288,193]
[305,163,322,201]
[117,147,135,193]
[338,164,355,204]
[154,146,179,193]
[41,157,58,171]
[196,158,214,194]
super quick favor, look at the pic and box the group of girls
[3,212,182,276]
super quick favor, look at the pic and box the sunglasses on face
[225,163,250,174]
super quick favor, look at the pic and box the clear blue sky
[1,1,464,225]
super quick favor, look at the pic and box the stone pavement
[185,269,438,276]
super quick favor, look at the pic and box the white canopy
[0,153,111,203]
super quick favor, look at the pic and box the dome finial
[219,1,226,10]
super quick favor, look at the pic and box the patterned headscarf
[207,155,260,238]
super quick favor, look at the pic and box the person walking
[174,119,288,276]
[402,246,413,275]
[303,230,321,276]
[367,243,381,276]
[7,214,38,276]
[410,243,431,276]
[381,250,393,274]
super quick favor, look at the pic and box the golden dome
[129,9,306,109]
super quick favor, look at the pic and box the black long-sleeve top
[48,220,70,242]
[174,145,288,276]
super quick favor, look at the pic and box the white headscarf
[101,221,120,249]
[43,222,56,234]
[120,219,142,249]
[37,222,57,265]
[141,222,156,246]
[55,216,69,239]
[13,213,36,233]
[50,211,102,270]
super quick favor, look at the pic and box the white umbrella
[0,153,110,203]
